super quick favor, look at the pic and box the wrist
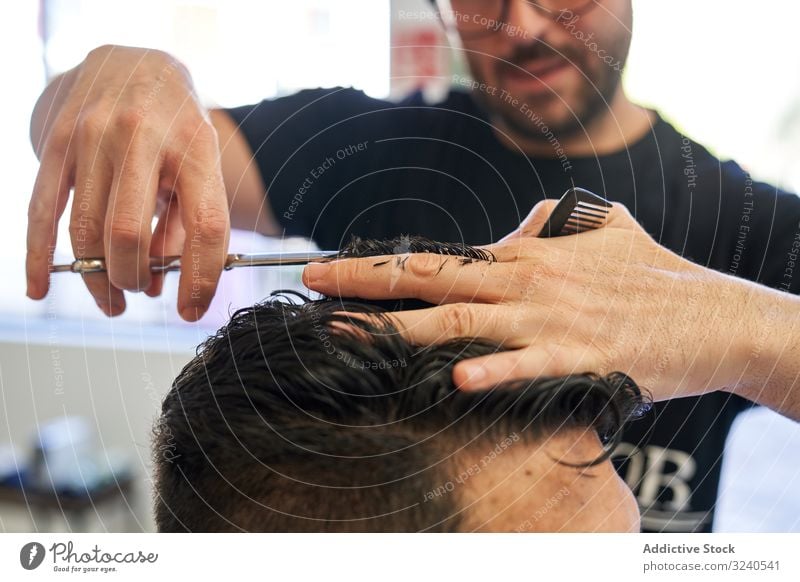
[729,282,800,407]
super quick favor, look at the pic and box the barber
[26,1,800,532]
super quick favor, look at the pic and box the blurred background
[0,0,798,532]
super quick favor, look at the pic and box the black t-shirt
[227,87,800,532]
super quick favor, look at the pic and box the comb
[537,187,613,238]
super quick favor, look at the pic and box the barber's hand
[302,201,762,401]
[27,45,229,320]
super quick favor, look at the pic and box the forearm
[733,285,800,420]
[208,108,281,236]
[30,66,79,157]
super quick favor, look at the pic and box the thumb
[604,202,647,232]
[499,199,561,242]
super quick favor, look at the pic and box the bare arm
[208,109,280,237]
[732,286,800,420]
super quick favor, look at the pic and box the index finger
[303,251,508,305]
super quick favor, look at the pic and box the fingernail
[26,278,39,299]
[304,262,330,282]
[458,365,487,389]
[108,302,125,317]
[96,300,123,317]
[181,306,207,322]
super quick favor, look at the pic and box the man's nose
[504,0,554,45]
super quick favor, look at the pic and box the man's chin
[496,102,583,141]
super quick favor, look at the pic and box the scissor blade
[225,251,341,269]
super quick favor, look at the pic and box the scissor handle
[50,256,183,274]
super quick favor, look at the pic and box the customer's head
[154,237,648,532]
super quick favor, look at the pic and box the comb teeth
[563,202,610,232]
[537,187,612,238]
[567,212,605,225]
[574,204,610,219]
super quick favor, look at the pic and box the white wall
[0,335,194,532]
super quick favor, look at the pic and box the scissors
[49,250,343,275]
[48,188,611,275]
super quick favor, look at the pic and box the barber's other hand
[303,201,765,401]
[27,45,229,320]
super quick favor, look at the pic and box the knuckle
[76,110,109,144]
[492,238,525,260]
[108,217,146,249]
[542,199,560,212]
[610,201,631,217]
[115,106,146,134]
[140,47,180,72]
[193,206,229,242]
[527,198,557,219]
[406,253,448,280]
[440,303,475,338]
[86,44,115,61]
[174,117,218,150]
[531,199,555,215]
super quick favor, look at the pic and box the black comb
[538,187,613,238]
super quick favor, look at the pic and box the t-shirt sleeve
[726,163,800,296]
[688,151,800,294]
[225,87,388,239]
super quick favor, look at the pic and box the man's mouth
[501,56,573,93]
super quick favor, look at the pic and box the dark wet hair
[153,237,649,532]
[339,234,496,263]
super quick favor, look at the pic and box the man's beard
[470,36,628,142]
